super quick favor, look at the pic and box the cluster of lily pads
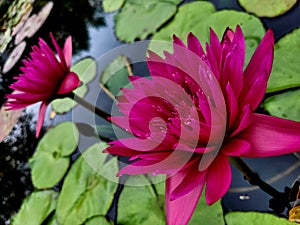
[3,0,300,225]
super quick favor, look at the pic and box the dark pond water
[1,0,300,224]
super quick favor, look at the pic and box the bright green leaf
[29,122,79,189]
[114,0,183,42]
[118,175,166,225]
[150,2,265,66]
[263,89,300,122]
[238,0,297,17]
[85,216,113,225]
[52,57,97,114]
[12,190,58,225]
[225,211,295,225]
[99,55,132,98]
[267,28,300,92]
[189,196,224,225]
[56,143,118,225]
[102,0,124,13]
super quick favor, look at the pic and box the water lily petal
[166,172,205,225]
[187,32,205,58]
[63,36,72,68]
[36,102,48,137]
[57,72,81,94]
[50,32,67,69]
[239,114,300,157]
[241,29,274,109]
[222,138,251,156]
[205,153,231,205]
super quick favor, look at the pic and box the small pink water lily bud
[106,26,300,225]
[5,33,81,137]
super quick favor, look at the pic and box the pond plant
[1,0,300,225]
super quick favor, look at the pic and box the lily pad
[52,57,97,114]
[189,197,224,225]
[0,108,22,142]
[55,143,118,225]
[263,89,300,122]
[225,211,295,225]
[85,216,113,225]
[267,28,300,93]
[238,0,297,18]
[102,0,125,13]
[118,175,166,225]
[150,2,266,65]
[29,122,79,189]
[114,0,183,42]
[2,41,26,74]
[99,55,132,98]
[14,2,53,45]
[11,190,58,225]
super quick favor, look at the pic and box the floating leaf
[85,216,113,225]
[114,0,182,42]
[151,1,215,47]
[56,143,118,225]
[11,190,58,225]
[150,2,265,65]
[0,108,22,142]
[267,28,300,92]
[99,55,132,98]
[2,41,26,74]
[52,57,97,114]
[102,0,125,13]
[118,175,166,225]
[189,196,224,225]
[238,0,297,18]
[29,122,79,189]
[225,211,295,225]
[14,1,53,45]
[263,89,300,122]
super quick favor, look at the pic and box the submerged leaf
[114,0,182,42]
[263,89,300,122]
[85,216,113,225]
[238,0,297,17]
[29,122,79,189]
[225,211,295,225]
[52,57,97,114]
[99,55,132,98]
[2,41,26,73]
[102,0,125,13]
[267,28,300,92]
[56,143,118,225]
[12,190,58,225]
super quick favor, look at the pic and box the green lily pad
[118,175,166,225]
[151,1,215,46]
[99,55,132,98]
[238,0,297,18]
[102,0,125,13]
[267,28,300,93]
[85,216,113,225]
[56,143,118,225]
[225,211,295,225]
[150,2,266,66]
[12,190,58,225]
[29,122,79,189]
[52,57,97,114]
[263,89,300,122]
[114,0,182,42]
[189,197,224,225]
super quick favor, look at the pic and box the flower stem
[229,157,283,198]
[66,92,111,122]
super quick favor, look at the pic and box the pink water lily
[106,26,300,225]
[5,34,80,137]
